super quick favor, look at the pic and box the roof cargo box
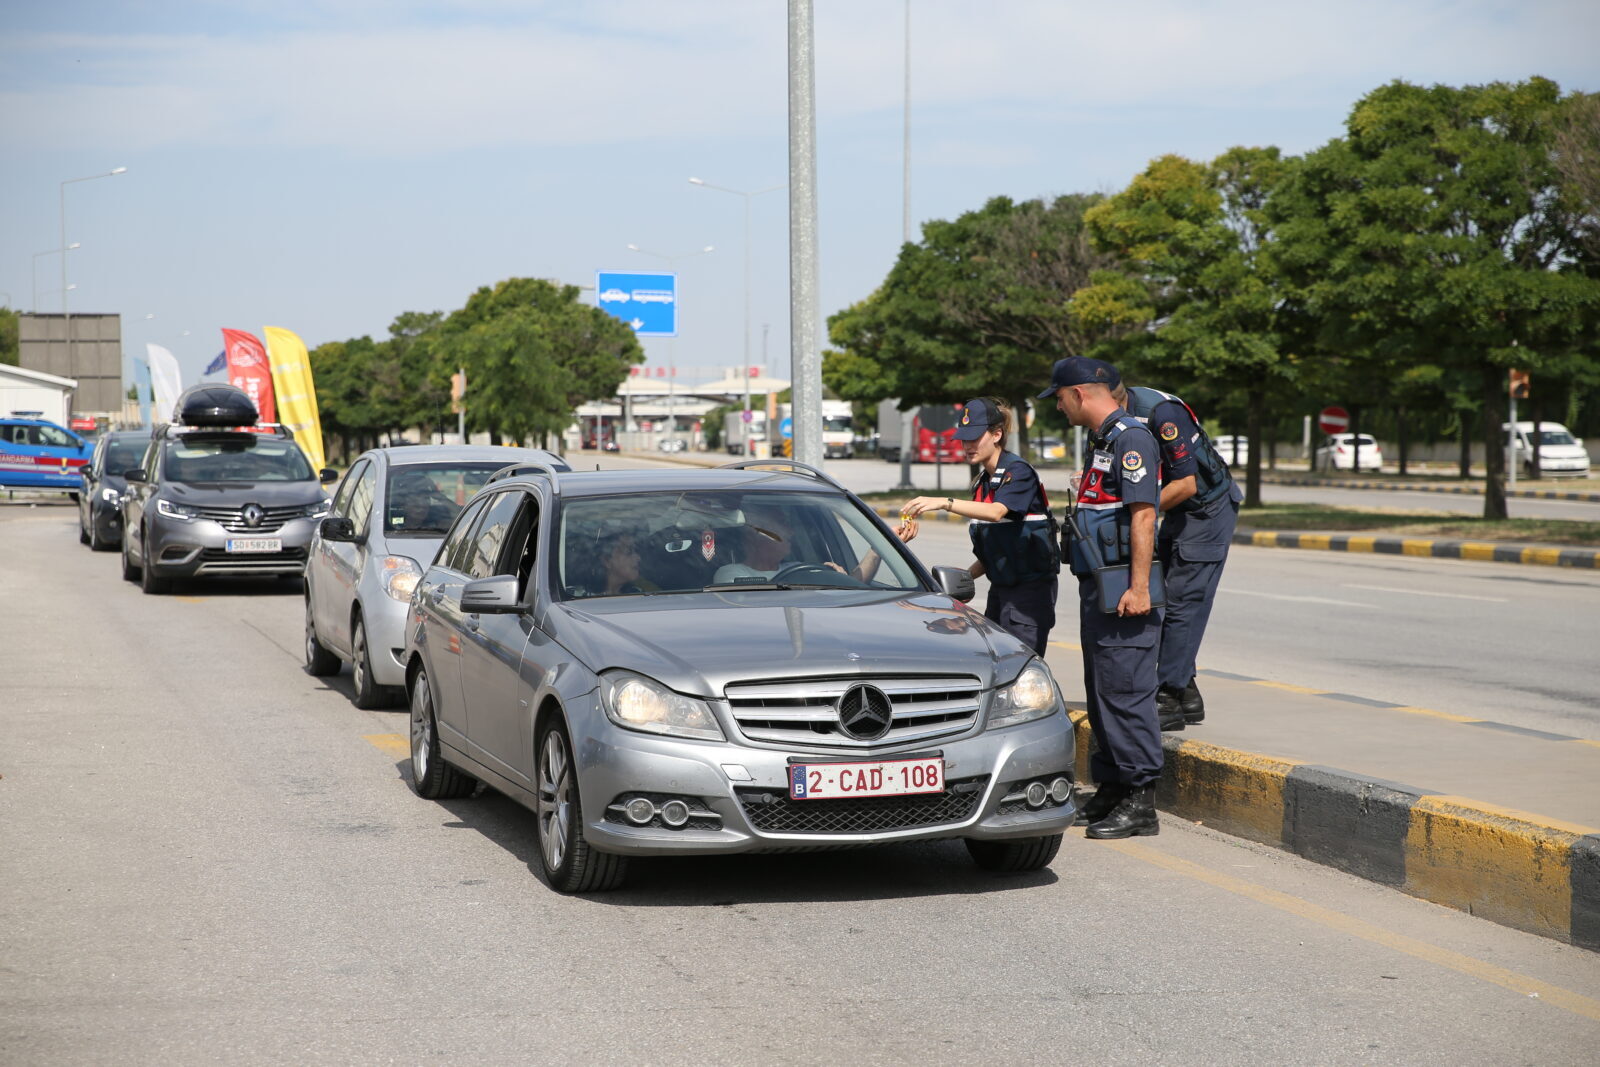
[175,383,258,427]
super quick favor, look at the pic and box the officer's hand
[901,496,945,519]
[1117,588,1152,617]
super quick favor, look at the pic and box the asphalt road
[4,502,1599,1064]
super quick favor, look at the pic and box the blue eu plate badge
[790,765,808,798]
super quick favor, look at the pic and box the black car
[78,430,152,550]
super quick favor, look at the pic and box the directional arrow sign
[596,271,677,337]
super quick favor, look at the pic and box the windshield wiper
[701,582,849,592]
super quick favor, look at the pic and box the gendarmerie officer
[1114,382,1243,730]
[1041,358,1163,839]
[900,398,1058,655]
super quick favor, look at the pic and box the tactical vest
[967,454,1059,587]
[1122,386,1235,511]
[1067,418,1142,576]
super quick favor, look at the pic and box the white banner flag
[146,344,184,424]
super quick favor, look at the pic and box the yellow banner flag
[263,326,327,473]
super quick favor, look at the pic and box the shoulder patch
[1159,421,1179,442]
[1121,451,1144,471]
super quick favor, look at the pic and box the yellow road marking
[1388,705,1481,724]
[1345,536,1377,553]
[1047,640,1083,652]
[1250,680,1328,696]
[1460,542,1499,562]
[176,596,205,603]
[1571,738,1600,750]
[1522,547,1562,567]
[1401,538,1436,557]
[363,733,409,758]
[1107,840,1600,1023]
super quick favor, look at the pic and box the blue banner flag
[204,350,227,375]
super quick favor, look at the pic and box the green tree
[0,307,18,366]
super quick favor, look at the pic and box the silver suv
[405,460,1076,892]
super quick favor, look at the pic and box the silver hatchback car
[303,445,568,707]
[404,461,1077,892]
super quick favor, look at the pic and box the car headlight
[157,499,199,521]
[100,487,121,503]
[380,556,423,601]
[988,662,1059,729]
[600,672,725,741]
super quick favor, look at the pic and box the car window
[347,463,377,534]
[330,460,368,518]
[465,490,525,580]
[495,494,540,600]
[557,489,922,599]
[1538,429,1577,446]
[36,424,79,448]
[439,496,491,574]
[162,435,315,483]
[104,437,149,475]
[385,462,504,537]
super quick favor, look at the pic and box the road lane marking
[1227,589,1375,608]
[1250,680,1329,696]
[1107,840,1600,1023]
[175,595,205,603]
[1343,583,1507,602]
[1047,640,1083,652]
[364,733,409,758]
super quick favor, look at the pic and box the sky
[3,0,1597,397]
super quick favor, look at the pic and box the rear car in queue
[303,445,569,709]
[78,430,153,550]
[119,384,337,593]
[403,460,1077,893]
[0,413,93,495]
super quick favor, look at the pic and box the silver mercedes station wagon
[404,460,1076,892]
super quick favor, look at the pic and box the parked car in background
[1503,422,1591,478]
[1210,434,1250,469]
[303,445,569,708]
[1316,433,1383,472]
[78,429,152,550]
[1031,436,1067,462]
[0,413,93,495]
[657,438,688,453]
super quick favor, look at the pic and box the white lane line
[1343,582,1508,602]
[1226,589,1375,608]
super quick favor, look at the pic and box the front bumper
[145,515,317,578]
[361,592,413,687]
[91,498,124,543]
[571,703,1077,856]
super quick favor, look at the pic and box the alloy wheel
[537,732,571,873]
[410,674,432,782]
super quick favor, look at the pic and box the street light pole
[60,166,126,398]
[33,244,80,312]
[627,243,714,448]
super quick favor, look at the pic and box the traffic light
[1509,368,1530,400]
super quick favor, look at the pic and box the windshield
[558,489,923,599]
[1536,430,1577,446]
[385,463,504,536]
[164,436,312,483]
[823,416,853,433]
[105,438,149,473]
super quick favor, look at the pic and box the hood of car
[1528,444,1588,460]
[545,590,1034,699]
[161,480,327,507]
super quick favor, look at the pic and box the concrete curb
[1067,712,1600,950]
[1233,529,1600,570]
[1259,473,1600,503]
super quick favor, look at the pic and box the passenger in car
[595,531,658,595]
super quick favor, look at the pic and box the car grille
[734,775,988,835]
[190,504,309,533]
[198,546,307,562]
[723,675,983,749]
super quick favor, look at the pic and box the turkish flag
[221,328,277,423]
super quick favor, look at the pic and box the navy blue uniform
[967,450,1057,656]
[1072,412,1164,788]
[1124,387,1243,692]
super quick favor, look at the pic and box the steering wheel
[771,562,857,586]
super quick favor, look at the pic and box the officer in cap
[900,398,1058,655]
[1113,381,1243,730]
[1041,358,1163,839]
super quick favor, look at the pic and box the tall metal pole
[788,0,822,468]
[895,0,916,490]
[59,167,126,408]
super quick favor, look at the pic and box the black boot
[1181,679,1205,724]
[1085,785,1160,839]
[1072,782,1128,827]
[1156,686,1186,732]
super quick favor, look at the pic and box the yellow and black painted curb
[1259,473,1600,503]
[1066,710,1600,951]
[1234,529,1600,569]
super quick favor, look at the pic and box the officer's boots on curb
[1073,782,1129,827]
[1085,785,1160,839]
[1180,679,1205,724]
[1156,686,1186,732]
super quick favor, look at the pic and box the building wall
[17,313,123,415]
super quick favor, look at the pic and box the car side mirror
[319,468,339,484]
[462,574,523,614]
[932,565,976,603]
[320,516,358,543]
[123,469,147,483]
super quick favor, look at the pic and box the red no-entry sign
[1319,406,1350,435]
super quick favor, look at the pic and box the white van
[1503,422,1592,478]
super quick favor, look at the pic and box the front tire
[965,833,1063,873]
[535,718,627,892]
[304,596,340,676]
[351,615,396,708]
[120,535,139,582]
[139,533,171,595]
[408,666,475,800]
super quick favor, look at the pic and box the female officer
[900,398,1059,654]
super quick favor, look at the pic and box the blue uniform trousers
[1156,498,1238,690]
[984,578,1057,657]
[1078,578,1164,787]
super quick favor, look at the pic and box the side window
[331,460,368,518]
[440,497,491,574]
[91,438,107,476]
[465,491,525,580]
[499,497,540,601]
[37,425,76,448]
[146,439,163,481]
[347,463,377,534]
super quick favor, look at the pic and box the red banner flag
[221,328,277,423]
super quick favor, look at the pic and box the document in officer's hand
[1092,562,1166,614]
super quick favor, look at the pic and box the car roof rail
[717,458,847,492]
[486,462,564,493]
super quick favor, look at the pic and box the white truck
[821,400,854,459]
[1504,421,1592,478]
[723,409,767,456]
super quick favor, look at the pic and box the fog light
[624,797,656,825]
[1025,782,1049,809]
[1050,777,1073,804]
[659,799,691,828]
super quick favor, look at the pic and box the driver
[711,503,902,585]
[393,474,455,531]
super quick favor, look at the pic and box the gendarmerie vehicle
[119,384,338,594]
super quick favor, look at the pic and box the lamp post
[60,166,127,397]
[688,177,785,423]
[33,244,79,312]
[626,243,714,448]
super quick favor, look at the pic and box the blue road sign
[779,417,793,439]
[595,271,677,337]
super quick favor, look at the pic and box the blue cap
[953,398,1002,441]
[1037,357,1120,398]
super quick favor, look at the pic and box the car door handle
[464,616,479,633]
[427,588,445,604]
